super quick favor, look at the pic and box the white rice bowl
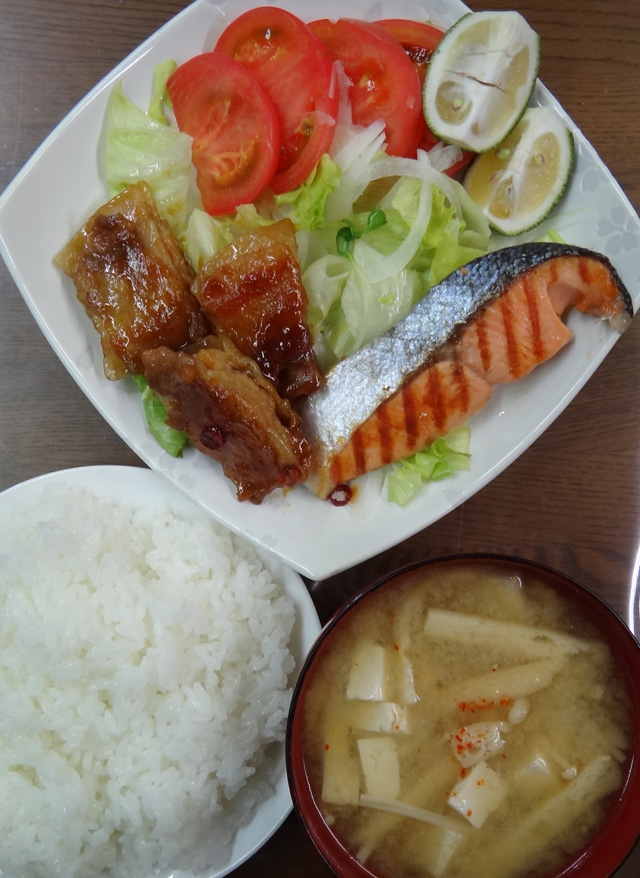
[0,480,298,878]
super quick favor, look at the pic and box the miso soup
[300,561,632,878]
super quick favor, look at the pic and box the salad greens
[386,427,471,507]
[103,60,496,505]
[104,70,192,235]
[130,376,188,458]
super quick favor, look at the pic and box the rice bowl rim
[0,464,322,878]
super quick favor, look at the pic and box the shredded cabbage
[386,426,472,506]
[274,154,341,229]
[301,167,490,362]
[130,376,187,457]
[182,204,273,272]
[104,73,193,235]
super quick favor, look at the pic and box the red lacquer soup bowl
[286,555,640,878]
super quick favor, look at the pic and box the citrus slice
[423,10,540,153]
[462,106,575,235]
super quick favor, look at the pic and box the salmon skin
[297,243,633,498]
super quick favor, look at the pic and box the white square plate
[1,0,639,580]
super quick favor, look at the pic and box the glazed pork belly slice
[55,182,210,379]
[142,336,312,504]
[192,219,323,399]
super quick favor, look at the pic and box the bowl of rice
[0,464,321,878]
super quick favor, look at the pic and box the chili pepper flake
[458,698,495,713]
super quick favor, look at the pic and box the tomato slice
[167,53,280,215]
[376,18,475,175]
[215,6,339,195]
[309,18,423,158]
[375,19,443,79]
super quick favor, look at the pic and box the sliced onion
[428,142,464,174]
[358,179,433,284]
[351,152,460,207]
[328,60,386,172]
[331,119,387,172]
[326,118,388,220]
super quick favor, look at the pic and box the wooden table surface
[1,0,639,876]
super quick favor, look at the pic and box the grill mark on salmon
[524,271,544,364]
[452,359,472,414]
[298,244,633,499]
[401,384,420,452]
[501,291,519,378]
[475,314,491,374]
[454,265,576,385]
[428,360,447,432]
[578,255,590,285]
[327,361,492,488]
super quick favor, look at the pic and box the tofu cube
[347,701,409,734]
[357,736,400,798]
[321,716,360,806]
[346,641,388,701]
[447,761,508,828]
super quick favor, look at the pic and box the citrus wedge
[462,106,575,235]
[423,10,540,153]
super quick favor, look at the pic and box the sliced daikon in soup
[300,563,632,878]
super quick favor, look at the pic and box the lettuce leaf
[182,203,274,272]
[380,177,489,281]
[386,426,471,506]
[104,72,193,235]
[274,154,341,230]
[147,59,177,125]
[303,178,490,362]
[130,375,188,457]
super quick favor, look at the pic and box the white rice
[0,486,296,878]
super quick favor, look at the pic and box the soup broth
[301,562,632,878]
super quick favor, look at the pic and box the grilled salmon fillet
[455,254,629,385]
[325,361,492,490]
[300,244,633,499]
